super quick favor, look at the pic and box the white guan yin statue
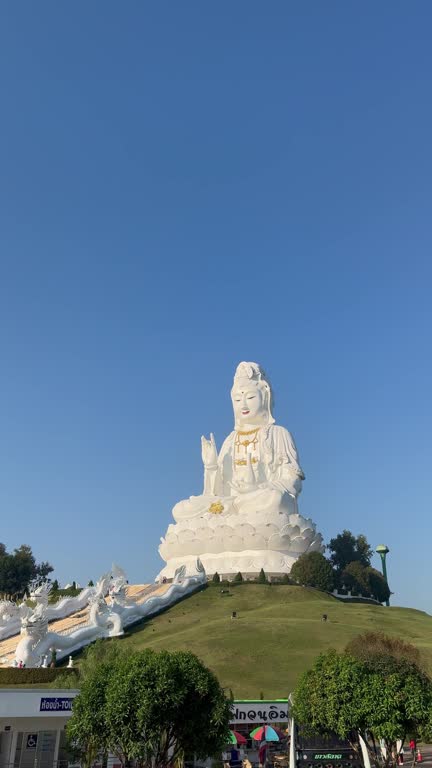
[158,362,324,580]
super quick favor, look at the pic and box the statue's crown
[233,361,266,385]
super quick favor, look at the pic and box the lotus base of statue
[158,510,323,580]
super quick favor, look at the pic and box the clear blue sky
[1,3,431,611]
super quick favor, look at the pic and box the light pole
[376,544,390,606]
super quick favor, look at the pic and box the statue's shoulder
[266,424,292,441]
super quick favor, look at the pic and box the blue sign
[39,697,74,712]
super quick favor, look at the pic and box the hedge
[0,668,79,685]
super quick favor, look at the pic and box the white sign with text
[230,702,289,724]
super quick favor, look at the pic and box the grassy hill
[115,584,432,698]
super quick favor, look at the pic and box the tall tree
[67,646,232,768]
[328,530,373,572]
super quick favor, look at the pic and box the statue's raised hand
[201,433,218,469]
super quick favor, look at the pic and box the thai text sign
[230,701,288,724]
[40,697,75,712]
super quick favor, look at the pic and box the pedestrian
[409,740,416,760]
[259,742,267,768]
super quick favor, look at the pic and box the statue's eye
[247,395,255,400]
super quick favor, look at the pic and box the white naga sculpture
[0,580,99,642]
[12,560,206,668]
[158,362,324,580]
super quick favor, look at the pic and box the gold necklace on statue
[234,427,259,464]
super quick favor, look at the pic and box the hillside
[114,584,432,698]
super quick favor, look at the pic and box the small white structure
[158,362,323,580]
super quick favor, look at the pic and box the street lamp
[376,544,390,607]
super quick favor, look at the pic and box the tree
[51,579,60,591]
[281,573,290,585]
[212,572,221,584]
[233,572,243,583]
[291,552,334,592]
[366,567,390,603]
[67,646,232,768]
[88,579,94,587]
[291,643,432,767]
[341,562,390,603]
[342,561,371,596]
[0,543,53,599]
[346,632,423,672]
[328,530,373,572]
[257,568,267,584]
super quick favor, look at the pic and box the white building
[0,689,289,768]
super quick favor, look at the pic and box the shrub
[0,668,78,685]
[233,572,243,583]
[212,572,221,584]
[257,568,267,584]
[291,552,334,592]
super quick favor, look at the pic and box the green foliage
[257,568,267,584]
[367,567,390,603]
[88,579,94,587]
[342,562,390,603]
[292,650,367,738]
[67,646,232,768]
[51,579,59,591]
[280,573,291,585]
[48,585,82,603]
[233,572,243,583]
[328,530,373,572]
[0,543,53,599]
[342,561,371,596]
[292,639,432,764]
[212,572,221,584]
[0,667,77,685]
[291,552,334,592]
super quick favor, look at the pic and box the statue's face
[231,383,266,427]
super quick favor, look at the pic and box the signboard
[26,735,38,750]
[230,701,288,724]
[39,697,75,713]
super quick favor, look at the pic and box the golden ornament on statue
[208,501,224,515]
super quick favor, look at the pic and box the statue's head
[231,362,275,429]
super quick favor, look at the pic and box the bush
[212,572,221,584]
[257,568,267,584]
[233,572,243,583]
[291,552,334,592]
[0,668,78,685]
[49,586,82,603]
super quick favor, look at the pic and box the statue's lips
[241,409,250,415]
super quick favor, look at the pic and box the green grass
[113,584,432,698]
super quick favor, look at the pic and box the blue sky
[1,3,431,611]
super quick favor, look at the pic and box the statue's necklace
[235,427,259,452]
